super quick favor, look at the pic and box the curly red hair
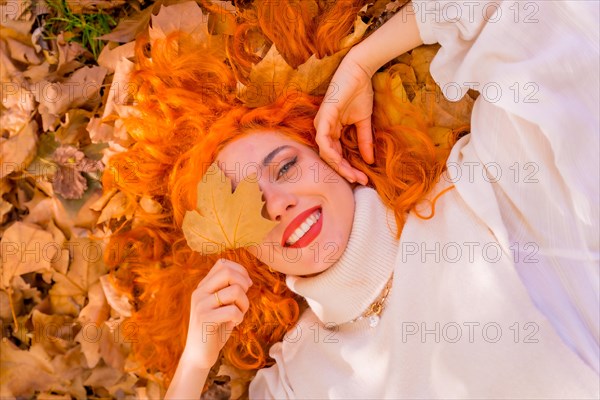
[104,0,456,386]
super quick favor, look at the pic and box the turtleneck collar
[286,186,399,325]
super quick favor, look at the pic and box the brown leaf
[0,197,13,225]
[139,196,163,214]
[90,187,118,212]
[66,0,126,13]
[0,222,56,289]
[88,52,135,145]
[97,41,136,73]
[0,40,19,81]
[182,162,279,255]
[79,281,110,327]
[6,36,42,65]
[411,45,440,88]
[412,86,474,129]
[98,5,155,43]
[100,319,131,371]
[55,32,86,77]
[31,309,77,356]
[75,281,110,368]
[53,165,89,200]
[238,11,370,107]
[0,76,35,136]
[54,109,93,146]
[217,362,255,400]
[0,4,35,37]
[0,342,57,397]
[49,237,108,316]
[99,274,132,317]
[74,188,103,229]
[0,120,38,179]
[36,66,108,131]
[149,2,209,45]
[48,345,88,399]
[24,61,52,82]
[96,191,136,224]
[208,1,237,35]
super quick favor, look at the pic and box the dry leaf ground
[1,0,473,398]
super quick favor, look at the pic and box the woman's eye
[278,157,298,179]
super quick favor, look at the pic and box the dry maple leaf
[148,1,209,45]
[237,9,371,107]
[182,162,278,255]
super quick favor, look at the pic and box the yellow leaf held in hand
[182,162,279,255]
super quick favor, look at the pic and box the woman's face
[216,131,355,276]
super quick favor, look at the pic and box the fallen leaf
[5,36,41,65]
[31,309,77,356]
[182,162,278,255]
[49,345,88,399]
[54,32,86,77]
[100,319,131,371]
[54,109,93,146]
[36,66,108,132]
[98,5,155,43]
[0,342,57,397]
[208,0,237,35]
[218,361,255,399]
[97,41,136,73]
[237,11,371,107]
[149,2,209,45]
[96,191,136,224]
[79,281,110,327]
[49,237,107,316]
[0,221,57,289]
[0,120,38,179]
[74,188,103,229]
[90,187,118,212]
[139,196,163,214]
[66,0,126,13]
[99,274,132,317]
[412,85,474,129]
[0,197,13,225]
[411,45,440,89]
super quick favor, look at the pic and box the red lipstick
[281,206,322,248]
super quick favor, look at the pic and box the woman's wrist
[348,3,424,75]
[179,348,215,372]
[165,352,212,399]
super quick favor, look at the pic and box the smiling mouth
[282,207,323,248]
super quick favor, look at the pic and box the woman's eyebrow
[262,145,292,166]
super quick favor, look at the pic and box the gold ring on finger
[214,291,223,307]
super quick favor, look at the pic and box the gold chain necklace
[349,273,394,328]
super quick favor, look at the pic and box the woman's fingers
[355,118,374,165]
[207,305,245,326]
[200,259,252,293]
[213,284,250,313]
[315,120,359,183]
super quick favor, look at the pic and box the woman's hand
[314,50,375,186]
[180,258,253,370]
[165,259,252,399]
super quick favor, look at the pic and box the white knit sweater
[249,1,599,398]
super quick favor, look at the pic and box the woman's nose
[260,184,296,222]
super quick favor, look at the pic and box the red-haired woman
[106,0,599,398]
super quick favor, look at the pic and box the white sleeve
[412,0,599,219]
[410,0,600,372]
[249,343,295,399]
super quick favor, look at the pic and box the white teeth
[286,210,321,246]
